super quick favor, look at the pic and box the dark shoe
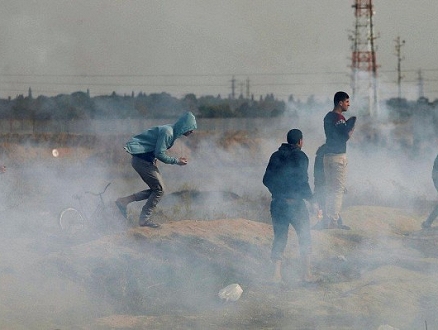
[312,220,328,230]
[302,275,322,284]
[422,221,431,229]
[327,219,338,229]
[139,221,161,229]
[115,200,127,219]
[337,223,351,230]
[336,216,350,229]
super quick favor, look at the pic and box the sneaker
[115,200,127,219]
[139,220,161,229]
[311,220,328,230]
[327,219,338,229]
[422,221,431,229]
[302,274,322,283]
[335,215,350,230]
[337,223,351,230]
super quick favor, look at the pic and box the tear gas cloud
[0,96,437,327]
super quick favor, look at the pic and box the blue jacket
[433,153,438,191]
[263,143,313,201]
[124,112,197,164]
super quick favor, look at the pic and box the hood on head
[173,112,197,137]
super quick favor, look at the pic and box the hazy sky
[1,0,438,101]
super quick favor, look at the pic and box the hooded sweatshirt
[433,153,438,191]
[263,143,313,200]
[124,112,197,164]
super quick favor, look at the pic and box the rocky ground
[1,188,438,330]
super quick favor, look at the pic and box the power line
[0,81,232,87]
[0,81,353,87]
[0,71,350,78]
[1,67,438,79]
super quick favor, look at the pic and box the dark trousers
[425,204,438,225]
[270,198,311,261]
[131,156,164,221]
[425,180,438,225]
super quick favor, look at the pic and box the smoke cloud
[1,98,437,328]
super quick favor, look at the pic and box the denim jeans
[270,198,311,261]
[425,178,438,225]
[131,156,165,221]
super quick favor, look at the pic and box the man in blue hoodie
[422,153,438,229]
[116,112,197,228]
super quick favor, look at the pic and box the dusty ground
[1,185,438,330]
[1,129,438,330]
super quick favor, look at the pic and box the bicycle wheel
[58,207,86,235]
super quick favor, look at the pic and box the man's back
[263,143,312,200]
[433,153,438,191]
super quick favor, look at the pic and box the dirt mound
[3,203,438,329]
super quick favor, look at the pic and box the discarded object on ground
[337,255,347,261]
[218,283,243,302]
[377,325,399,330]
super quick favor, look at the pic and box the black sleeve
[298,152,313,201]
[433,154,438,187]
[262,153,277,194]
[314,145,326,187]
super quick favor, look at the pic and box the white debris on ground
[218,283,243,302]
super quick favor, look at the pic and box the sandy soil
[1,197,438,330]
[1,127,437,330]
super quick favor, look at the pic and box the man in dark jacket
[422,153,438,229]
[263,129,316,283]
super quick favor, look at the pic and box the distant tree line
[386,97,438,121]
[0,90,291,120]
[385,97,438,145]
[0,90,437,129]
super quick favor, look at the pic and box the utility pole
[350,0,379,116]
[239,81,244,98]
[417,69,424,99]
[230,75,236,99]
[245,77,250,99]
[394,36,405,99]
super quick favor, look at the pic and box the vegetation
[0,90,289,120]
[1,91,437,151]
